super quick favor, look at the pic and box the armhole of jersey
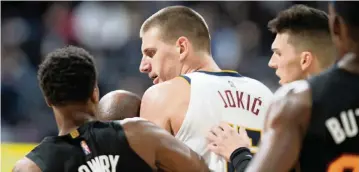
[178,75,191,85]
[26,151,46,171]
[174,75,194,140]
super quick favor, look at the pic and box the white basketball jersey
[175,71,273,172]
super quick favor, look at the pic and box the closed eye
[271,48,281,56]
[143,48,156,58]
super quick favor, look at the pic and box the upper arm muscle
[13,157,41,172]
[140,77,190,134]
[156,129,208,172]
[121,118,208,172]
[140,83,172,131]
[146,120,208,172]
[247,80,312,172]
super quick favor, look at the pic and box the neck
[53,105,95,136]
[338,52,359,74]
[306,62,325,79]
[181,52,221,75]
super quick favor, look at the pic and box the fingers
[219,122,233,132]
[239,125,248,136]
[210,125,224,137]
[207,124,228,144]
[206,130,218,142]
[207,143,219,154]
[208,123,249,144]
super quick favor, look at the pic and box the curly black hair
[37,45,97,106]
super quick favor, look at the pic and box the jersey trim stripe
[197,70,242,77]
[179,75,191,84]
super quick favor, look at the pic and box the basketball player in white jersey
[138,6,273,171]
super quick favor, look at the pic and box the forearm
[245,128,301,172]
[230,147,252,172]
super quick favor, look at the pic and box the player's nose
[139,57,152,73]
[268,55,277,69]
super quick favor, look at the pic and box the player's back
[176,70,273,172]
[26,121,152,172]
[300,64,359,171]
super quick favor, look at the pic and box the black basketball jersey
[298,64,359,171]
[26,121,153,172]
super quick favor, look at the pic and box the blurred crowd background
[1,1,329,143]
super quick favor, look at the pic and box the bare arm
[13,157,42,172]
[246,81,312,172]
[140,83,172,132]
[140,77,190,134]
[120,118,209,172]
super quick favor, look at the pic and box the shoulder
[114,117,170,144]
[143,77,190,99]
[140,77,191,132]
[267,80,312,130]
[141,77,190,108]
[115,117,155,131]
[273,80,311,101]
[13,157,41,172]
[114,118,164,134]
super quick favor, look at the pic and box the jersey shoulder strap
[179,70,243,84]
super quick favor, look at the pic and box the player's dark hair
[268,4,335,68]
[38,45,97,106]
[268,4,329,35]
[332,1,359,43]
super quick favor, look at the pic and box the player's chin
[275,73,283,85]
[153,77,160,85]
[278,79,286,85]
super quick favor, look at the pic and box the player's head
[268,4,335,85]
[328,2,359,58]
[38,45,99,114]
[139,6,211,84]
[98,90,141,121]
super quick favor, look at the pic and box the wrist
[229,147,252,165]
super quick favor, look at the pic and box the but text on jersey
[326,108,359,144]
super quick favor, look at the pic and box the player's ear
[91,85,100,104]
[299,51,313,71]
[176,36,189,62]
[328,4,339,38]
[333,16,342,39]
